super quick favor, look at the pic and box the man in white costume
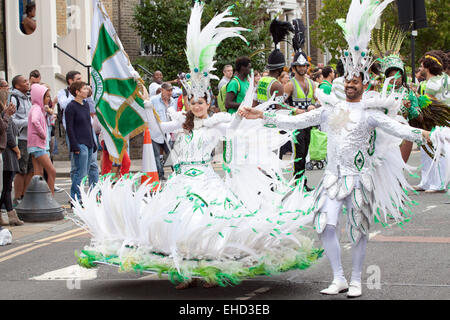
[240,0,433,298]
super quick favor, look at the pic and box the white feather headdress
[337,0,394,84]
[180,1,249,103]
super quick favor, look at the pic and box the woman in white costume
[73,2,321,288]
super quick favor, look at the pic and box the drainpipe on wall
[117,0,121,38]
[1,0,8,81]
[305,0,310,57]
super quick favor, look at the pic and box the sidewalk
[6,158,227,241]
[53,159,145,177]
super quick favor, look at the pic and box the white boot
[320,279,349,295]
[347,281,362,298]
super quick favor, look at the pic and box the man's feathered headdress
[337,0,394,84]
[180,2,249,103]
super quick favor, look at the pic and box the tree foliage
[310,0,449,65]
[132,0,272,90]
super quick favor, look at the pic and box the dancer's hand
[422,130,431,144]
[238,107,263,119]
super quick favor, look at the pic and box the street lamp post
[306,0,310,56]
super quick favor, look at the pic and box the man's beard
[297,69,307,76]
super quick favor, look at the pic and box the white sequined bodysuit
[263,101,424,243]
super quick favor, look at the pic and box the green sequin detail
[367,130,376,156]
[354,150,365,171]
[184,168,204,177]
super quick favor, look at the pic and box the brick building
[0,0,328,159]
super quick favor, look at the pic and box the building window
[139,0,162,57]
[20,0,37,35]
[140,42,163,57]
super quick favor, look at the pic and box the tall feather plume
[337,0,394,84]
[270,19,294,48]
[182,1,249,103]
[337,0,394,53]
[370,23,406,58]
[292,18,306,53]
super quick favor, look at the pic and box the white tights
[320,224,368,284]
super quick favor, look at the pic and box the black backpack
[9,94,22,112]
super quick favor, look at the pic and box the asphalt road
[0,150,448,303]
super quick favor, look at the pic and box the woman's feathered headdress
[180,2,249,103]
[337,0,394,84]
[370,23,407,74]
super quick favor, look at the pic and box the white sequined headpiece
[180,1,249,104]
[336,0,394,84]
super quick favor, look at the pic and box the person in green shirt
[225,56,251,114]
[318,66,335,95]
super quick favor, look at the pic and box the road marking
[0,229,88,263]
[371,235,450,243]
[0,243,51,263]
[30,264,97,281]
[369,230,381,239]
[235,287,271,300]
[0,242,37,258]
[35,228,84,243]
[423,205,437,212]
[50,230,88,243]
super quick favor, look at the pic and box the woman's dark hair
[183,110,195,132]
[69,81,87,97]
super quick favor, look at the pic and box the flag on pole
[90,0,147,162]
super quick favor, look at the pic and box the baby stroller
[306,127,327,170]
